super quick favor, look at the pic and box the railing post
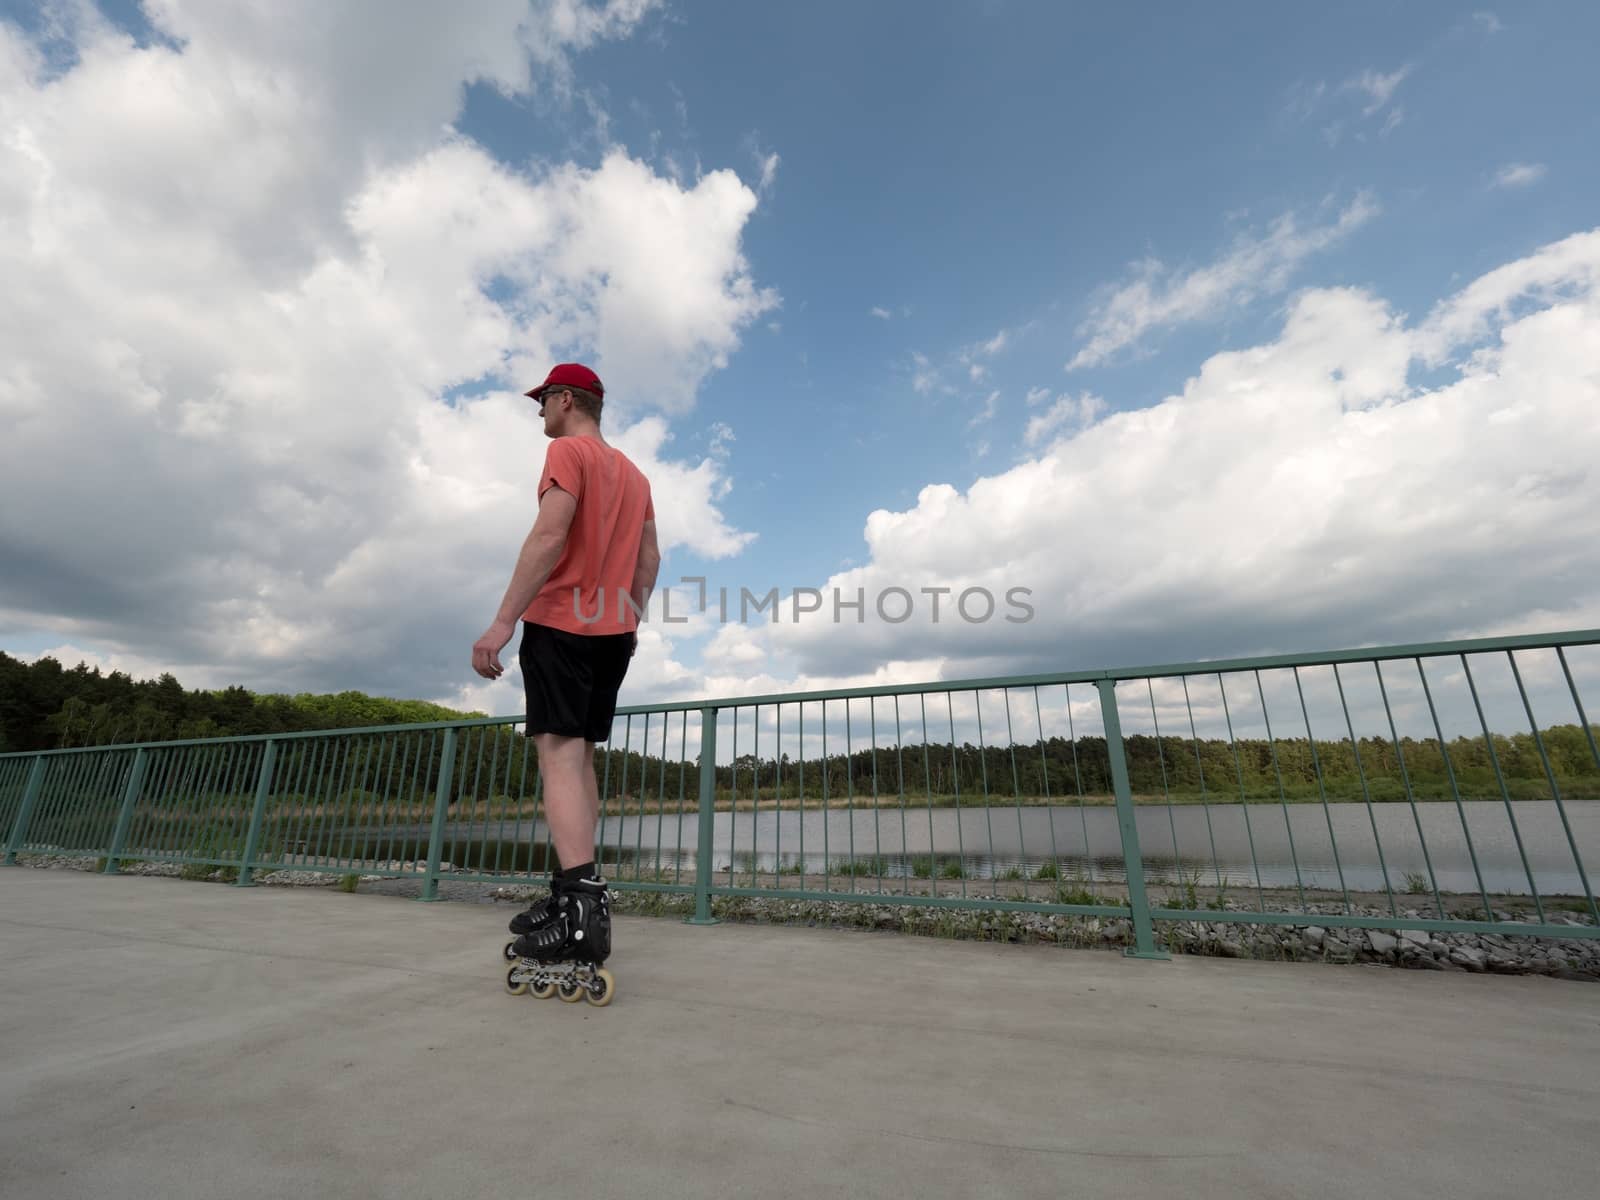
[3,756,48,866]
[685,707,720,926]
[1096,679,1170,961]
[235,740,278,887]
[103,749,150,874]
[418,728,457,902]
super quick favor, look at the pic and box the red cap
[525,362,604,401]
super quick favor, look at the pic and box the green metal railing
[4,629,1598,957]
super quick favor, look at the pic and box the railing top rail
[3,627,1596,759]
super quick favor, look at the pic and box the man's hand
[472,619,517,680]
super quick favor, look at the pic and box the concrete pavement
[1,868,1597,1200]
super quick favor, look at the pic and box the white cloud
[705,230,1600,690]
[980,330,1009,356]
[0,2,772,704]
[1493,162,1547,189]
[1067,193,1379,370]
[1346,65,1411,117]
[909,351,944,395]
[966,390,1000,430]
[1023,392,1104,446]
[1025,386,1051,407]
[1473,12,1503,34]
[871,306,892,320]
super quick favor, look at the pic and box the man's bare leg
[536,732,599,871]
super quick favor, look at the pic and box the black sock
[560,861,598,884]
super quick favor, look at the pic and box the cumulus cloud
[1067,193,1379,370]
[0,2,772,705]
[706,230,1600,692]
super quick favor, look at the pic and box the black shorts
[519,621,634,743]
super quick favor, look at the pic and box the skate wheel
[504,965,528,996]
[557,980,585,1003]
[529,980,557,999]
[503,941,518,962]
[584,968,615,1008]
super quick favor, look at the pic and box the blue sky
[1,0,1598,720]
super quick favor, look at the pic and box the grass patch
[337,873,360,893]
[1033,861,1059,880]
[1403,872,1430,895]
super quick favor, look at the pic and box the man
[472,362,660,965]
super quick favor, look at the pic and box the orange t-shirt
[522,437,655,635]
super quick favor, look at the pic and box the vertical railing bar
[946,693,967,898]
[235,740,278,885]
[658,707,671,884]
[973,691,995,891]
[750,705,761,887]
[344,733,373,869]
[869,699,884,894]
[3,756,47,863]
[31,749,76,853]
[1460,654,1543,922]
[1065,684,1092,883]
[637,712,653,883]
[687,707,718,924]
[374,732,408,873]
[409,732,435,876]
[1255,670,1307,910]
[105,748,150,874]
[1218,675,1266,912]
[798,703,807,887]
[35,750,78,852]
[821,701,830,892]
[768,704,780,896]
[1374,662,1445,918]
[319,735,356,872]
[615,715,633,879]
[1033,687,1061,889]
[169,744,208,858]
[464,724,488,874]
[190,742,230,864]
[894,696,910,896]
[1508,650,1597,923]
[1147,679,1182,888]
[418,728,457,901]
[844,699,857,892]
[1415,657,1494,919]
[1293,667,1351,913]
[364,733,395,871]
[272,737,308,868]
[919,695,935,894]
[675,713,689,886]
[158,748,203,857]
[1180,676,1223,891]
[1096,679,1169,960]
[138,745,179,858]
[723,709,736,886]
[220,741,259,866]
[1002,689,1027,900]
[1333,663,1397,917]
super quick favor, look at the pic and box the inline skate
[504,876,614,1007]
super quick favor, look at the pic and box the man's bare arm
[629,519,661,625]
[471,486,578,679]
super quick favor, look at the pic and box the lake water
[567,799,1600,897]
